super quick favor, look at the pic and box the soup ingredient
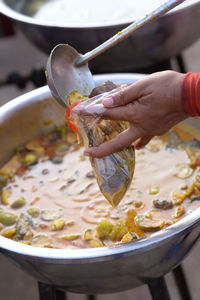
[51,219,65,231]
[135,215,165,231]
[153,200,173,210]
[125,209,145,238]
[121,232,137,243]
[41,208,63,221]
[11,197,26,209]
[61,234,80,241]
[174,163,193,179]
[84,229,93,241]
[27,207,40,218]
[1,227,16,239]
[0,212,17,226]
[22,153,38,166]
[149,186,160,195]
[110,219,128,242]
[173,205,185,218]
[89,239,105,248]
[1,188,11,205]
[95,220,114,240]
[31,234,52,247]
[15,213,34,240]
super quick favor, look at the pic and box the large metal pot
[0,73,200,294]
[0,0,200,73]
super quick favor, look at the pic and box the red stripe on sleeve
[182,72,200,117]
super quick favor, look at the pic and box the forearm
[182,72,200,117]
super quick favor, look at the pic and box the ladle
[46,0,185,107]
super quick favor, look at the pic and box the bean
[27,207,40,217]
[1,188,11,205]
[22,153,38,166]
[96,220,113,240]
[11,197,26,209]
[1,227,16,239]
[50,219,65,231]
[0,212,17,226]
[89,239,105,248]
[61,234,80,241]
[83,229,93,241]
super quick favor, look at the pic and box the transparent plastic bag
[71,88,135,207]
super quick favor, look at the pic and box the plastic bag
[71,88,135,207]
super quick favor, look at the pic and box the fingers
[84,126,142,158]
[74,102,137,122]
[135,135,153,150]
[102,80,144,108]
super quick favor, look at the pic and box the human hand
[83,71,187,158]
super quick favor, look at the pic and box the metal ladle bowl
[46,0,185,107]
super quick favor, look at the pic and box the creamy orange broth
[0,127,200,249]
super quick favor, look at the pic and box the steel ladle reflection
[46,0,185,107]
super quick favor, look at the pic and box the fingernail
[102,97,113,107]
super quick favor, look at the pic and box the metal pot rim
[0,0,199,29]
[0,73,200,261]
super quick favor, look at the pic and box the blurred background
[0,0,200,299]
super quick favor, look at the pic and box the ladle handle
[75,0,185,67]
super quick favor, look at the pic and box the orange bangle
[182,72,200,117]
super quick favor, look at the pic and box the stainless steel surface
[0,1,200,72]
[0,73,200,294]
[46,0,184,106]
[46,44,95,107]
[74,0,185,66]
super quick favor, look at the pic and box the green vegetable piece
[41,208,63,221]
[26,140,44,153]
[89,239,105,248]
[144,211,152,219]
[61,234,80,240]
[0,212,17,226]
[174,163,193,179]
[1,188,11,205]
[50,219,65,231]
[149,186,160,195]
[84,229,93,241]
[111,219,128,242]
[15,213,34,240]
[173,205,185,218]
[31,235,52,248]
[11,197,26,209]
[22,153,38,166]
[121,232,138,243]
[195,175,200,183]
[96,220,113,240]
[135,215,164,231]
[172,191,185,205]
[23,231,34,241]
[0,155,19,175]
[27,207,40,218]
[55,143,69,153]
[1,227,16,239]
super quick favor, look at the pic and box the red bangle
[182,72,200,117]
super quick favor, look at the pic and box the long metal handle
[75,0,185,67]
